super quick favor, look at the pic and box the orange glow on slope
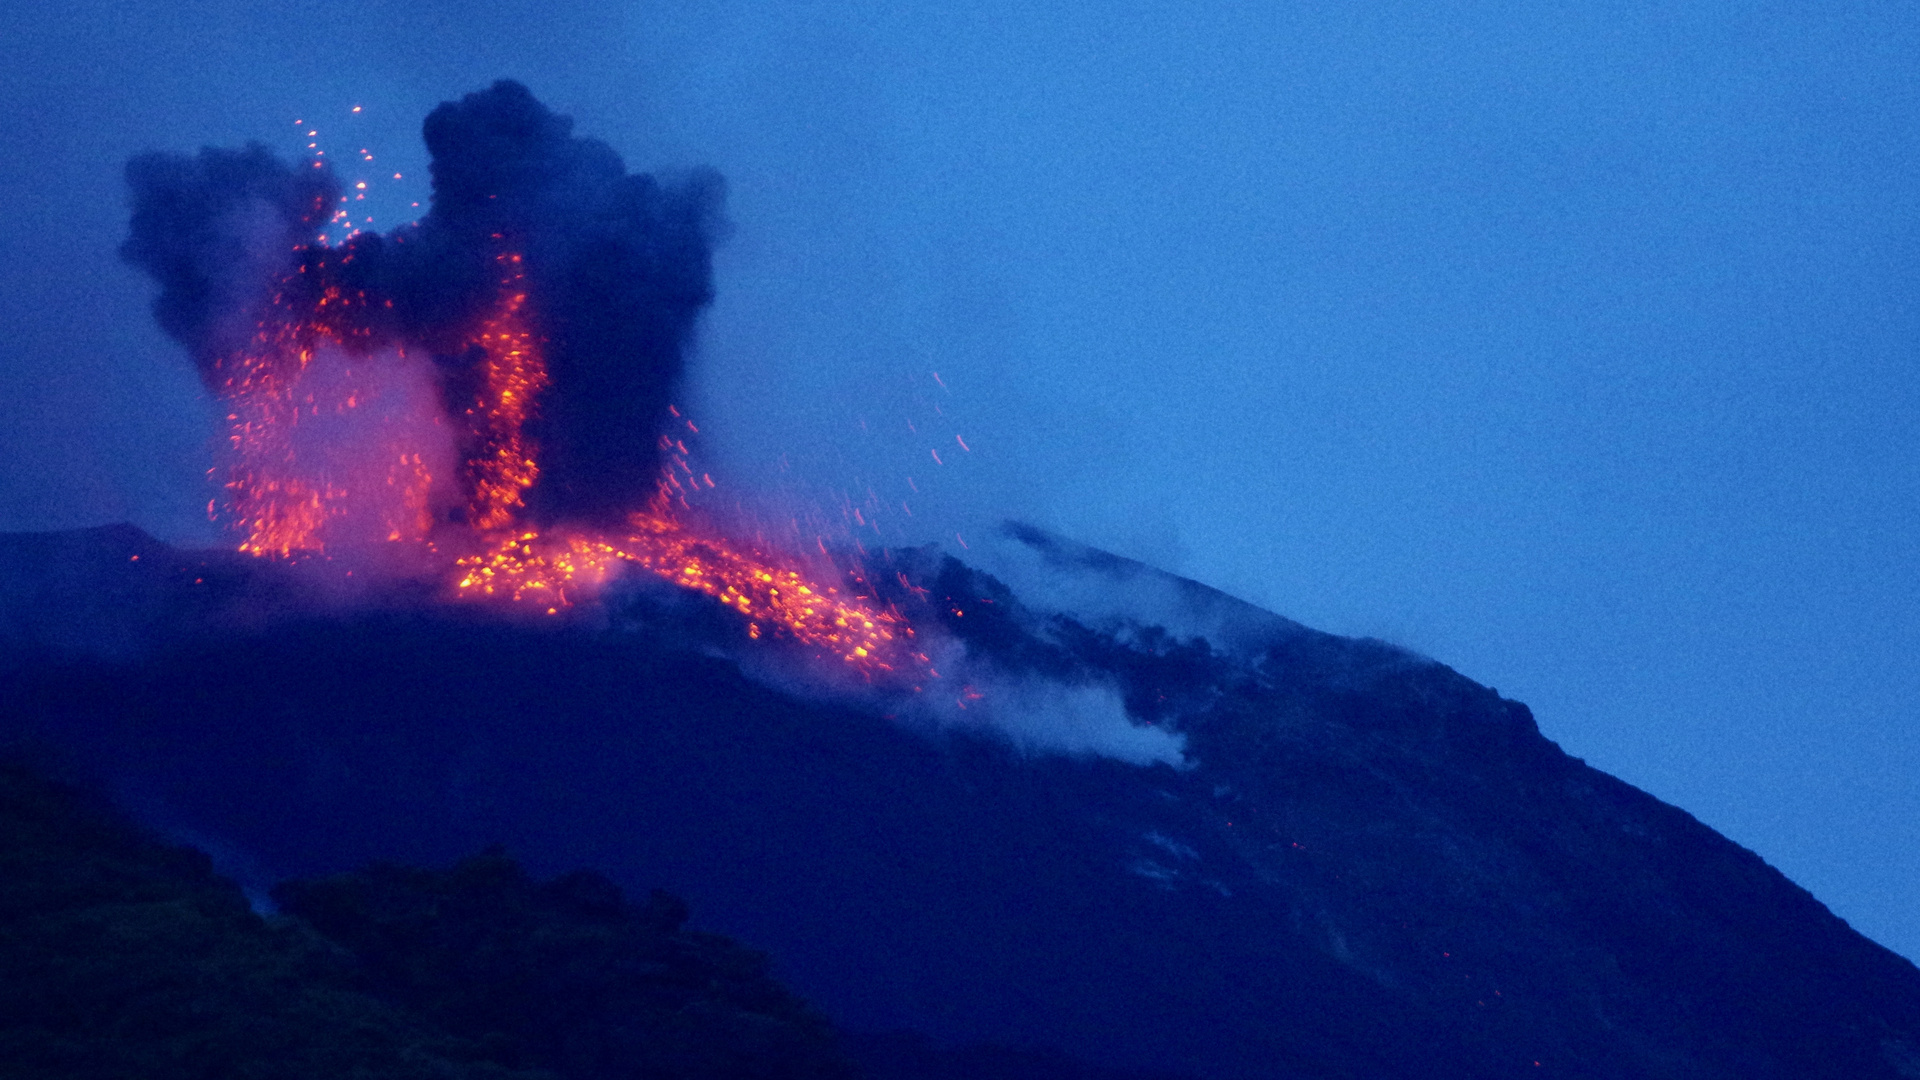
[465,250,546,530]
[453,504,932,684]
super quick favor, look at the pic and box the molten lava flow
[452,504,933,685]
[464,251,546,530]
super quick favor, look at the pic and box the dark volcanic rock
[3,524,1918,1080]
[275,853,854,1080]
[0,755,858,1080]
[0,759,544,1080]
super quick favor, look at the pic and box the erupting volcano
[120,80,933,684]
[11,66,1906,1080]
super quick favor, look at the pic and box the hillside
[4,523,1919,1079]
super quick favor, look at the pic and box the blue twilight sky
[2,1,1916,959]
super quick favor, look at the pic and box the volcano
[3,520,1918,1080]
[12,78,1920,1080]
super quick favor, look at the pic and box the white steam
[944,676,1187,767]
[893,636,1187,767]
[708,617,1187,768]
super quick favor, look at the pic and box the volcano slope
[3,523,1919,1080]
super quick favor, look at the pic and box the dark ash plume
[402,81,726,525]
[120,145,334,364]
[122,80,726,528]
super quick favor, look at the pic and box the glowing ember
[452,506,932,684]
[128,90,902,683]
[220,298,332,556]
[220,280,437,557]
[209,233,932,685]
[465,249,546,530]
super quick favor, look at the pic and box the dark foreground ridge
[4,524,1920,1080]
[0,761,542,1080]
[0,760,1179,1080]
[0,753,853,1078]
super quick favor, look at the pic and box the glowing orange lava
[464,249,546,530]
[452,505,932,684]
[218,239,931,685]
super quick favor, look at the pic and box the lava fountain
[122,81,937,687]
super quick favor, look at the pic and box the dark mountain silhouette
[3,522,1919,1080]
[0,751,1182,1080]
[0,756,545,1080]
[4,755,891,1080]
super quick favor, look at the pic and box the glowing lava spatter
[221,274,437,557]
[220,323,336,558]
[428,258,930,681]
[464,249,546,530]
[451,503,933,684]
[214,228,932,684]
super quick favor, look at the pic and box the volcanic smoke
[124,80,720,530]
[120,81,934,686]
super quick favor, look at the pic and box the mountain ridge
[3,522,1918,1079]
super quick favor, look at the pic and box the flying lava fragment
[121,81,932,684]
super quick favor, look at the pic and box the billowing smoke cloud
[121,144,335,365]
[122,80,725,528]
